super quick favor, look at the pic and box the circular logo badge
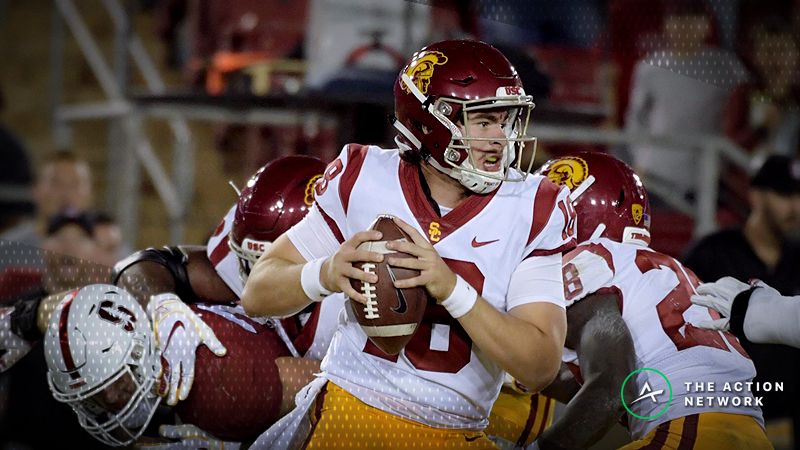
[544,156,589,190]
[620,367,672,420]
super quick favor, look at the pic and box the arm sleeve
[562,242,617,308]
[744,287,800,348]
[524,181,577,258]
[309,143,370,241]
[506,253,565,310]
[286,203,342,262]
[286,143,368,260]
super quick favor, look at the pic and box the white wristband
[441,275,478,318]
[300,257,332,302]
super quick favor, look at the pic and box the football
[349,215,429,355]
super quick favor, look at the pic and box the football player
[42,284,293,447]
[1,156,329,446]
[531,152,771,450]
[244,39,575,449]
[691,276,800,349]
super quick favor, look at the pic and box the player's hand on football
[0,305,34,372]
[135,424,240,450]
[321,230,384,304]
[148,294,227,406]
[690,276,752,331]
[385,217,457,302]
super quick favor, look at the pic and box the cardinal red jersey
[174,303,290,441]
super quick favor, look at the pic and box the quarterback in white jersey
[301,142,572,428]
[532,153,771,450]
[244,39,573,449]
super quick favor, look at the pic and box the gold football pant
[303,382,499,449]
[619,412,772,450]
[485,389,555,447]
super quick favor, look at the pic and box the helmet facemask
[68,366,161,446]
[395,73,537,194]
[228,235,272,284]
[44,285,162,447]
[48,331,161,447]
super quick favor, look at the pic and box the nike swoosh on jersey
[471,237,499,248]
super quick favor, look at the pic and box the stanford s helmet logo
[97,300,137,333]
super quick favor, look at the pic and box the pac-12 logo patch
[544,156,589,190]
[402,51,448,95]
[632,204,644,225]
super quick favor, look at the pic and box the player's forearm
[541,363,581,404]
[241,256,311,317]
[115,261,178,308]
[537,377,623,449]
[743,288,800,347]
[459,299,563,391]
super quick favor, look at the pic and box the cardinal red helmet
[535,152,651,246]
[393,39,536,194]
[229,155,326,280]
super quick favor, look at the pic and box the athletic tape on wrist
[441,275,477,318]
[301,257,333,302]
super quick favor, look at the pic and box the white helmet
[43,284,161,446]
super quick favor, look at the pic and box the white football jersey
[206,206,344,359]
[288,144,576,429]
[562,238,762,439]
[207,205,243,297]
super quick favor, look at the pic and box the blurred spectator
[0,125,36,246]
[40,211,109,294]
[32,150,93,230]
[625,0,748,200]
[724,17,800,156]
[90,211,124,268]
[683,154,800,447]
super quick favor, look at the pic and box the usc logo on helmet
[545,156,589,190]
[305,174,323,206]
[403,51,448,95]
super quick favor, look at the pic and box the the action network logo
[620,368,673,420]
